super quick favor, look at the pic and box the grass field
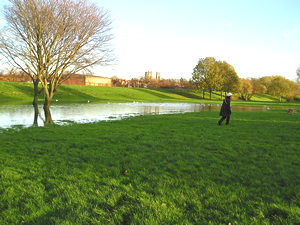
[2,81,298,106]
[1,110,299,224]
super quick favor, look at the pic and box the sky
[1,0,300,81]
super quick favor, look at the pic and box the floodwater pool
[0,102,269,128]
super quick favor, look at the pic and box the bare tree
[0,0,113,124]
[297,65,300,83]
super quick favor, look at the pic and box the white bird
[87,100,90,103]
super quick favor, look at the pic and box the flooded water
[0,102,269,128]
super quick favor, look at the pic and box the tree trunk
[32,80,40,107]
[43,98,54,125]
[209,90,212,100]
[32,80,40,126]
[202,89,205,99]
[33,104,39,126]
[220,91,223,100]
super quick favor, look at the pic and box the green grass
[2,81,296,107]
[0,81,203,104]
[1,110,299,224]
[0,81,33,104]
[250,94,281,102]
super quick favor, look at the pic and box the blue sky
[1,0,300,80]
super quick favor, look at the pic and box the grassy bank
[1,81,299,107]
[0,81,204,104]
[1,110,299,224]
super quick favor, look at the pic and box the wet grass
[0,110,299,224]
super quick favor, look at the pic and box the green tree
[192,57,221,100]
[218,61,240,98]
[240,78,253,101]
[191,66,205,98]
[259,76,273,91]
[251,78,267,94]
[285,79,299,102]
[268,76,290,102]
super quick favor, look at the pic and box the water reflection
[0,102,269,129]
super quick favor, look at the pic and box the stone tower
[145,71,153,79]
[156,72,160,80]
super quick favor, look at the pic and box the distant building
[0,72,112,86]
[156,72,160,80]
[145,71,161,80]
[62,74,112,87]
[145,71,153,79]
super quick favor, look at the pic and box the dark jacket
[219,96,231,117]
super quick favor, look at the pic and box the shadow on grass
[211,91,224,100]
[0,93,19,102]
[55,85,105,102]
[13,82,34,97]
[134,88,178,100]
[31,208,71,225]
[293,97,300,102]
[252,94,280,101]
[154,89,224,101]
[154,89,204,100]
[0,83,33,105]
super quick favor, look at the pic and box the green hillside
[0,81,297,106]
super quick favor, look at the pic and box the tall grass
[1,110,299,224]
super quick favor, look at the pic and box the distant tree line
[0,68,31,82]
[240,76,300,102]
[191,57,300,102]
[112,76,194,89]
[1,69,193,89]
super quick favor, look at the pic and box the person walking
[218,93,232,125]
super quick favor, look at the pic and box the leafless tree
[297,65,300,83]
[0,0,113,124]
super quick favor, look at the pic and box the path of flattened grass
[0,110,299,224]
